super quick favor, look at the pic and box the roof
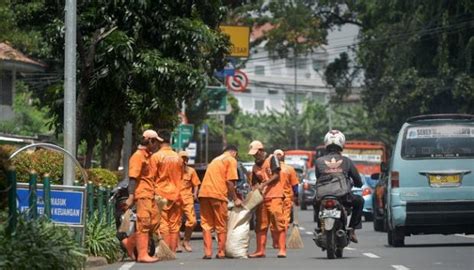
[0,42,45,69]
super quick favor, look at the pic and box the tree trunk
[84,137,96,169]
[100,126,125,171]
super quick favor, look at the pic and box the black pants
[313,194,364,229]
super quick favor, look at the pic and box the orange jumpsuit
[282,163,299,227]
[149,146,183,236]
[198,152,238,257]
[129,148,160,234]
[254,155,286,233]
[180,166,201,229]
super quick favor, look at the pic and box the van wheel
[388,227,405,247]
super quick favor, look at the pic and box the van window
[402,124,474,159]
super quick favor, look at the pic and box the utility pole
[63,0,76,186]
[293,48,299,149]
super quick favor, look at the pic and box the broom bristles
[155,239,176,261]
[287,224,304,249]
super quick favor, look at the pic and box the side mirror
[380,162,388,173]
[371,173,380,180]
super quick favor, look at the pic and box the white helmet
[324,130,346,150]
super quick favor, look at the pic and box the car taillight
[362,187,372,197]
[391,171,399,188]
[303,182,309,190]
[324,199,336,209]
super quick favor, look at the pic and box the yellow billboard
[219,25,250,58]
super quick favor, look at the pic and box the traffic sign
[219,26,250,58]
[172,124,194,150]
[17,188,84,225]
[226,70,248,92]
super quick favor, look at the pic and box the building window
[0,71,13,106]
[312,59,326,71]
[268,89,278,95]
[285,57,308,69]
[255,65,265,75]
[254,100,264,111]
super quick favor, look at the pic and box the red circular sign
[226,70,248,92]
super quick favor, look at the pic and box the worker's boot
[136,233,159,263]
[121,233,136,260]
[216,233,226,259]
[182,227,193,252]
[175,236,183,253]
[277,230,287,258]
[202,230,213,259]
[249,231,267,258]
[271,230,279,249]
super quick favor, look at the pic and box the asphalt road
[99,207,474,270]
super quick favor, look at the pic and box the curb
[85,256,108,269]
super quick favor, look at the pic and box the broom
[287,206,304,249]
[154,196,176,261]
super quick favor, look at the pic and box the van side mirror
[380,162,388,173]
[371,173,380,180]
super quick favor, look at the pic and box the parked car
[383,114,474,247]
[299,168,316,211]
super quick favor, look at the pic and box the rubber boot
[271,230,279,249]
[182,227,193,252]
[121,233,136,260]
[170,232,179,253]
[277,231,287,258]
[136,233,159,263]
[249,231,267,258]
[216,233,226,259]
[202,230,213,259]
[175,235,183,253]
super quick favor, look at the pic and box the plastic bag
[225,207,251,258]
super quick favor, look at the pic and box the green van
[386,114,474,246]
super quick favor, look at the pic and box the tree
[6,1,231,169]
[321,1,474,142]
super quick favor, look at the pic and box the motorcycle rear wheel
[335,248,343,258]
[326,231,336,259]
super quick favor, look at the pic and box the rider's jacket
[315,151,363,188]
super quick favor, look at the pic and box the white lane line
[119,262,135,270]
[299,226,306,230]
[392,265,410,270]
[455,234,474,239]
[363,252,380,258]
[305,231,313,235]
[344,247,356,250]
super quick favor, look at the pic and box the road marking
[299,226,306,230]
[305,231,313,235]
[363,252,380,258]
[119,262,135,270]
[345,247,356,250]
[392,265,410,270]
[455,234,474,239]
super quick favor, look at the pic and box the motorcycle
[313,195,352,259]
[110,181,156,260]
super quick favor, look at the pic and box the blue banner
[17,188,84,225]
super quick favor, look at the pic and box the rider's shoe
[349,230,358,243]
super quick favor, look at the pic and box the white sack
[225,207,251,258]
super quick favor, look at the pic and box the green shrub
[85,212,120,263]
[0,214,86,270]
[87,168,119,187]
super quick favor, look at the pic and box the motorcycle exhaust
[313,231,326,248]
[336,229,348,247]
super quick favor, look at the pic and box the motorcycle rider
[314,130,364,243]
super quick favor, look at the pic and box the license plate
[320,209,341,218]
[428,174,461,187]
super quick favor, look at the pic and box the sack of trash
[225,207,251,258]
[243,189,263,211]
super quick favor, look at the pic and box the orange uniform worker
[123,129,162,263]
[248,140,287,258]
[275,149,300,228]
[198,145,242,259]
[178,150,201,252]
[148,129,183,253]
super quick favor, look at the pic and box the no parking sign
[226,70,248,92]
